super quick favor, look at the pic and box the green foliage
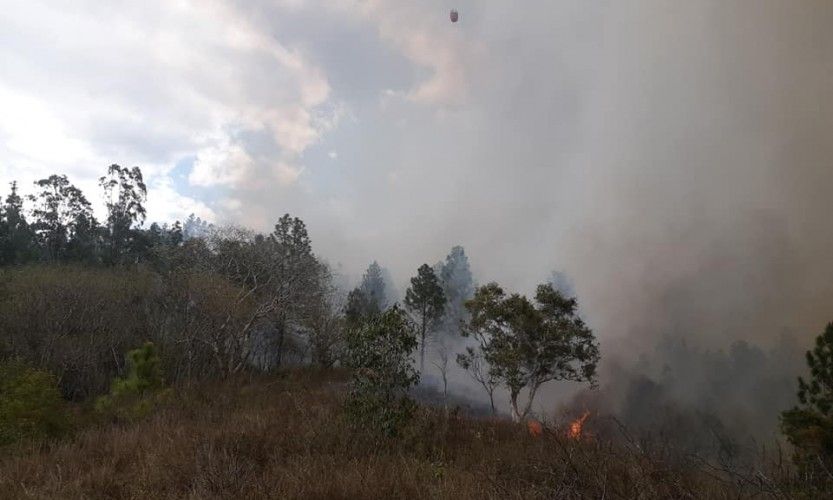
[404,263,446,372]
[99,164,147,264]
[345,261,391,330]
[345,287,380,329]
[0,182,37,265]
[344,306,419,436]
[781,322,833,477]
[0,359,70,445]
[28,174,96,262]
[458,282,600,421]
[96,342,168,421]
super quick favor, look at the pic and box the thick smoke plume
[362,1,833,443]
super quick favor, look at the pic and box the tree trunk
[419,309,427,373]
[510,389,522,422]
[275,320,285,369]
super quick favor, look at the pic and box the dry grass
[0,369,807,499]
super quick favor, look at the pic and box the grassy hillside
[0,369,807,499]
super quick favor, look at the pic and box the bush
[95,343,170,421]
[344,306,419,436]
[0,359,70,445]
[0,265,158,399]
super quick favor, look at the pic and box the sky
[2,1,833,355]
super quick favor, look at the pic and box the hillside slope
[0,370,796,499]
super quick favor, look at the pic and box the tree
[99,164,147,263]
[438,246,474,333]
[781,322,833,477]
[265,214,324,367]
[29,175,96,262]
[183,213,212,240]
[458,282,600,421]
[345,287,380,329]
[432,339,452,411]
[360,261,387,310]
[549,270,576,298]
[456,345,499,415]
[345,261,389,329]
[306,265,346,368]
[200,216,325,371]
[0,182,36,265]
[404,264,446,372]
[344,306,419,436]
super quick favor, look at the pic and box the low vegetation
[0,371,810,499]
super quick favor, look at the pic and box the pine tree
[404,264,446,372]
[360,261,387,311]
[781,323,833,476]
[439,246,474,333]
[0,182,35,265]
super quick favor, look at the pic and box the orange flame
[527,419,543,437]
[567,411,591,440]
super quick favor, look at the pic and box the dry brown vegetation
[0,369,812,499]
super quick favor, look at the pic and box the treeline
[0,164,602,437]
[0,165,187,266]
[0,165,341,401]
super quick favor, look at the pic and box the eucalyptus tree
[99,164,147,263]
[29,175,96,262]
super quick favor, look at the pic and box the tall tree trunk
[510,389,522,422]
[275,320,285,369]
[419,308,427,373]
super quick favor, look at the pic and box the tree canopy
[459,282,600,421]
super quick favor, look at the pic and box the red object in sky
[450,9,459,23]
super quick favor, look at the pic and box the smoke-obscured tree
[345,288,380,329]
[432,339,451,411]
[345,261,388,329]
[457,346,499,415]
[29,175,96,262]
[438,246,474,332]
[404,264,446,372]
[344,305,419,436]
[0,182,36,264]
[360,261,387,310]
[183,213,213,241]
[458,282,600,421]
[548,270,576,298]
[306,266,345,368]
[100,165,147,263]
[781,322,833,477]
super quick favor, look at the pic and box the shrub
[95,342,169,421]
[0,359,70,445]
[344,306,419,436]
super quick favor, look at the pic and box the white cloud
[146,177,216,225]
[0,0,338,218]
[189,140,254,187]
[274,162,305,186]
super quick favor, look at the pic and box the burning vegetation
[568,411,591,440]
